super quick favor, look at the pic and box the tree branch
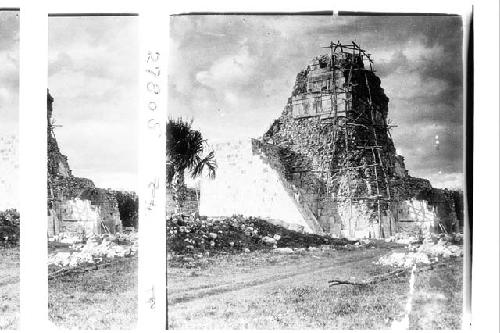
[328,267,407,286]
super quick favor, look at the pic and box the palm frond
[190,150,217,179]
[166,118,217,183]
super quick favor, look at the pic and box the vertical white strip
[19,5,48,331]
[462,9,472,330]
[473,1,499,332]
[137,8,167,330]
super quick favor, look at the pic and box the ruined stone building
[198,42,463,238]
[47,91,122,237]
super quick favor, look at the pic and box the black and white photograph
[167,13,466,329]
[0,9,19,330]
[46,15,139,329]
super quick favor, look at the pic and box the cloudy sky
[169,15,463,190]
[0,10,19,136]
[49,16,139,191]
[0,10,19,210]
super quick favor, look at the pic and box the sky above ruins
[169,14,464,190]
[0,10,19,210]
[49,16,138,191]
[0,11,19,136]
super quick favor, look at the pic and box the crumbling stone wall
[47,91,123,237]
[79,188,122,233]
[53,198,100,235]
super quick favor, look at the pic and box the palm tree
[166,118,216,212]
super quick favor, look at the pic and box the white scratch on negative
[391,263,417,330]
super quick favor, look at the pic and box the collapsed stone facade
[47,91,122,237]
[200,42,462,238]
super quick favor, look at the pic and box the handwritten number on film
[146,51,161,210]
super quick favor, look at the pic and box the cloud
[48,51,73,76]
[384,71,448,100]
[196,44,256,90]
[426,172,463,190]
[0,11,19,50]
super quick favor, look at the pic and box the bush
[0,209,20,246]
[114,192,139,229]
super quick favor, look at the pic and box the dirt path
[167,247,408,329]
[169,249,387,305]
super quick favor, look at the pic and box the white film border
[19,4,48,330]
[138,7,167,330]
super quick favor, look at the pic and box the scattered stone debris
[377,252,431,268]
[167,214,354,261]
[377,233,463,268]
[262,236,277,245]
[273,247,294,254]
[48,232,82,244]
[417,243,463,258]
[48,232,138,267]
[385,232,463,246]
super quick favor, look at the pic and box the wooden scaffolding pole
[364,71,394,237]
[364,72,384,237]
[321,41,395,238]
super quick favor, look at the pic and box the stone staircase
[199,139,317,233]
[251,139,324,234]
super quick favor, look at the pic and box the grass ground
[409,256,463,329]
[167,246,463,329]
[48,255,138,329]
[0,247,19,329]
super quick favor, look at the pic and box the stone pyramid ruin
[190,42,462,239]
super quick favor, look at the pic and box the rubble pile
[377,252,431,268]
[428,232,463,245]
[48,232,138,267]
[417,242,463,258]
[167,215,353,257]
[385,232,463,245]
[378,233,463,268]
[49,232,83,244]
